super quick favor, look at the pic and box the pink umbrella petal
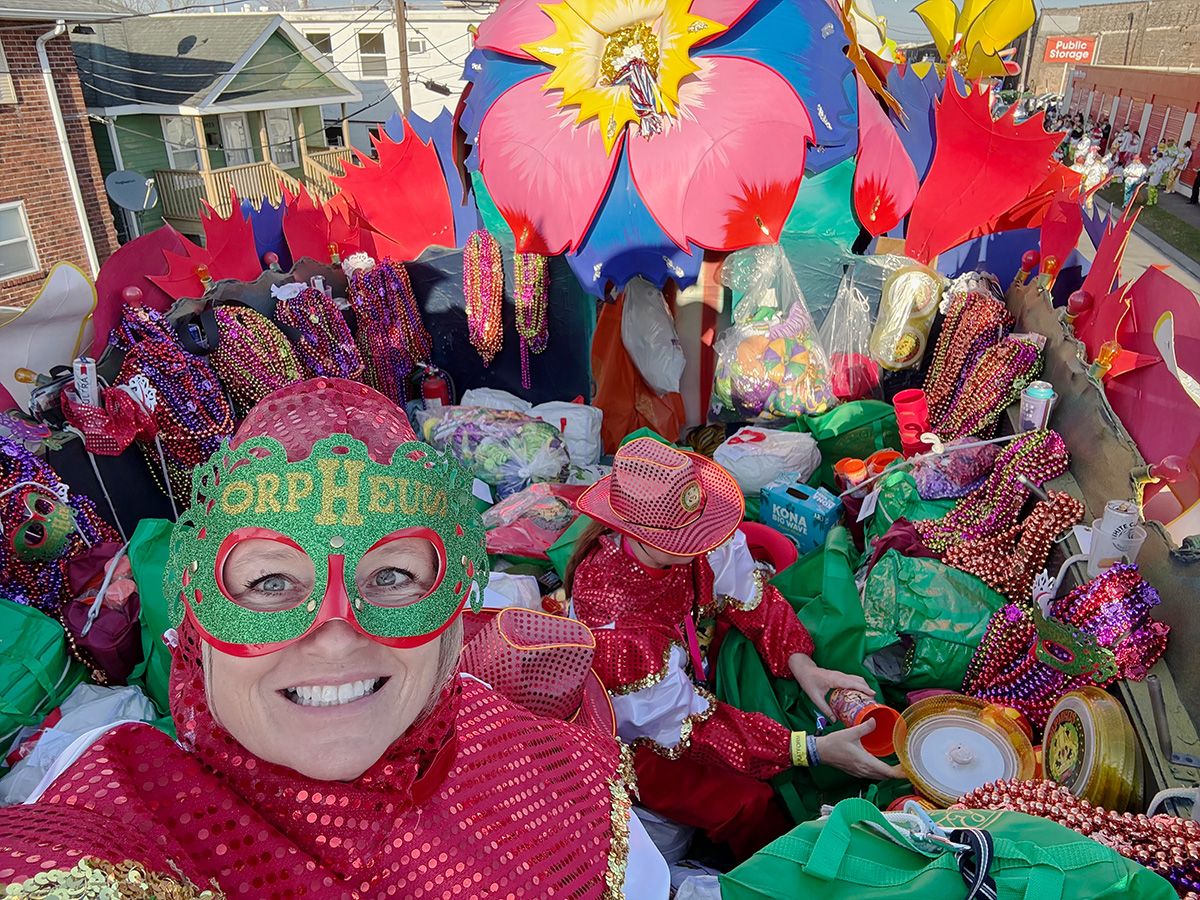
[478,73,621,255]
[628,56,813,252]
[474,0,556,60]
[688,0,757,38]
[853,74,919,236]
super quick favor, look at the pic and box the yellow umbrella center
[523,0,728,154]
[599,22,661,85]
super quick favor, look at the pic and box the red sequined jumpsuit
[572,532,814,858]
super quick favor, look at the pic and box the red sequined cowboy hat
[460,607,615,737]
[576,437,745,557]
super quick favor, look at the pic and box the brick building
[1063,65,1200,192]
[1019,0,1200,96]
[0,1,123,308]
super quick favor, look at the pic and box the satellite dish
[105,170,159,212]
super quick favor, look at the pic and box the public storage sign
[1044,36,1096,64]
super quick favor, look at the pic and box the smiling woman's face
[205,536,446,782]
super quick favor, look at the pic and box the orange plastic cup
[866,449,904,477]
[833,457,868,490]
[829,689,903,757]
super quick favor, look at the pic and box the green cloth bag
[865,470,954,545]
[0,599,86,752]
[797,401,901,491]
[716,528,909,823]
[862,551,1006,699]
[721,798,1177,900]
[125,518,176,733]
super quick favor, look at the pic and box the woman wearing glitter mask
[567,438,901,861]
[0,378,667,899]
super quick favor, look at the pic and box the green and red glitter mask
[166,430,489,657]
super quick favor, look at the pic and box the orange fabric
[592,295,686,454]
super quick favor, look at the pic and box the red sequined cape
[573,536,814,779]
[0,621,635,900]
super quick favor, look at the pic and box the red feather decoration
[147,196,262,299]
[281,184,372,264]
[331,119,456,260]
[904,80,1064,264]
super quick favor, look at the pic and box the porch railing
[303,146,355,201]
[154,160,306,223]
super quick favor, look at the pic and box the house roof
[0,0,128,22]
[71,13,361,115]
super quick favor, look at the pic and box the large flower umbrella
[461,0,857,293]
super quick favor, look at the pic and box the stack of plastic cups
[892,389,931,457]
[834,457,870,550]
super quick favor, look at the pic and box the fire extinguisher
[415,363,453,409]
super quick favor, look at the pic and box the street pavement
[1082,198,1200,296]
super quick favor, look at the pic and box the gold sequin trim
[603,745,636,900]
[719,569,767,613]
[4,858,225,899]
[632,685,719,761]
[609,642,683,696]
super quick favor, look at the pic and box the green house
[72,13,362,241]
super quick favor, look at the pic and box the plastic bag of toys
[418,406,570,500]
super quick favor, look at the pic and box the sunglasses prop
[166,435,488,656]
[0,481,88,562]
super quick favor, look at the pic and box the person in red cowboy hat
[568,437,901,860]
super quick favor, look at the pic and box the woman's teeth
[283,678,385,707]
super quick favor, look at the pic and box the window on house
[358,33,388,78]
[161,115,202,170]
[307,32,333,58]
[0,39,15,105]
[265,108,299,168]
[408,38,428,54]
[0,202,38,281]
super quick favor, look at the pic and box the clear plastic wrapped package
[711,251,837,420]
[819,269,881,401]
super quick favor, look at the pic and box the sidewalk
[1083,200,1200,296]
[1094,188,1200,287]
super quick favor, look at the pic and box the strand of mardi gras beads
[210,307,302,418]
[514,251,549,390]
[275,287,364,381]
[463,231,505,366]
[109,307,234,501]
[924,290,1012,421]
[914,430,1069,552]
[349,259,431,404]
[934,337,1043,439]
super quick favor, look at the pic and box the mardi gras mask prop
[5,485,79,563]
[167,434,488,656]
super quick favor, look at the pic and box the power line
[73,0,388,83]
[77,12,469,105]
[0,0,281,34]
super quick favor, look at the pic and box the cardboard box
[760,478,843,555]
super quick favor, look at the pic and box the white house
[282,1,495,153]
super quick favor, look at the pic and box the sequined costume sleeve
[573,538,793,780]
[684,692,795,779]
[708,532,814,677]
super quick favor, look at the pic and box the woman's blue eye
[373,568,412,588]
[254,575,289,592]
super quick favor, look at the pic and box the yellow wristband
[790,730,809,767]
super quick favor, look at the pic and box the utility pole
[393,0,413,114]
[1017,12,1038,95]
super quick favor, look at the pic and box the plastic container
[833,457,868,492]
[828,689,903,757]
[1018,381,1057,431]
[866,449,904,477]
